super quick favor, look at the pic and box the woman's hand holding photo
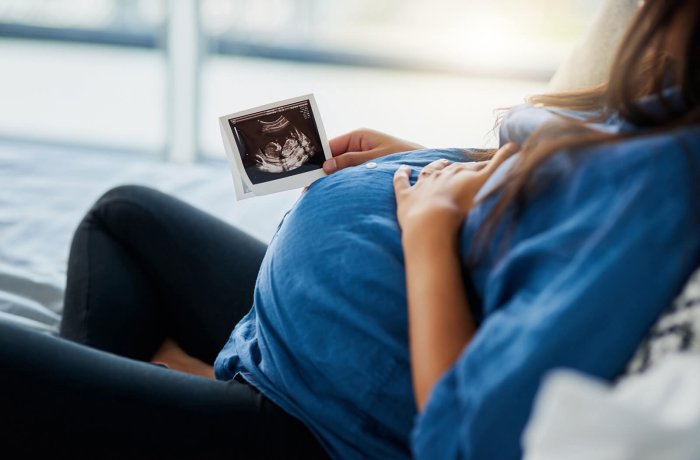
[324,128,424,174]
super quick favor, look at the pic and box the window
[0,0,605,160]
[0,0,167,154]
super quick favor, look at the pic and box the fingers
[473,161,489,171]
[328,129,374,157]
[418,158,450,179]
[326,129,378,174]
[326,128,424,175]
[482,142,519,175]
[393,165,411,194]
[329,131,355,157]
[323,150,377,174]
[448,160,487,174]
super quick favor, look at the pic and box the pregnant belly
[221,148,472,456]
[257,152,412,404]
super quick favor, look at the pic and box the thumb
[393,165,411,195]
[323,150,376,174]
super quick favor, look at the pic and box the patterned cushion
[620,267,700,379]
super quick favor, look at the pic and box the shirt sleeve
[410,138,700,460]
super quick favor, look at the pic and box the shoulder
[474,126,700,235]
[498,103,604,147]
[570,125,700,187]
[520,126,700,238]
[488,126,700,242]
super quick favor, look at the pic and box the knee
[80,185,160,229]
[94,184,158,208]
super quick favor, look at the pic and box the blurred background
[0,0,609,333]
[0,0,603,159]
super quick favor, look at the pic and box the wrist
[401,223,460,256]
[400,209,463,243]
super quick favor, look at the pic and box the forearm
[402,229,476,411]
[393,144,517,411]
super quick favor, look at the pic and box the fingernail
[323,159,336,174]
[440,158,449,163]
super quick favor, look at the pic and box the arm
[408,137,700,460]
[401,228,474,410]
[393,144,519,410]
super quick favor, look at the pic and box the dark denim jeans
[0,185,328,459]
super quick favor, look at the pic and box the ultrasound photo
[219,94,331,200]
[228,99,326,185]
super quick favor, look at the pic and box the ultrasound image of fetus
[254,115,317,173]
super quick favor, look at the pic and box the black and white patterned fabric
[620,267,700,379]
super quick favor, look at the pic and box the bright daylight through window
[0,0,603,160]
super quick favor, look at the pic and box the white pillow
[522,353,700,460]
[548,0,642,92]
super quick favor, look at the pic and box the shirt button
[365,162,377,169]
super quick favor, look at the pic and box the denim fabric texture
[216,88,700,459]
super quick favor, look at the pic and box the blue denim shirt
[215,90,700,459]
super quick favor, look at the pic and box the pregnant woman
[2,0,699,458]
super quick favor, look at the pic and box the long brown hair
[471,0,700,261]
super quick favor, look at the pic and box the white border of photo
[218,93,332,200]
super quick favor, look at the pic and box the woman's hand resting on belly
[394,142,519,240]
[392,142,519,411]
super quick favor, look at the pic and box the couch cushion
[620,267,700,380]
[548,0,641,91]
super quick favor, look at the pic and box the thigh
[62,185,268,363]
[0,321,328,459]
